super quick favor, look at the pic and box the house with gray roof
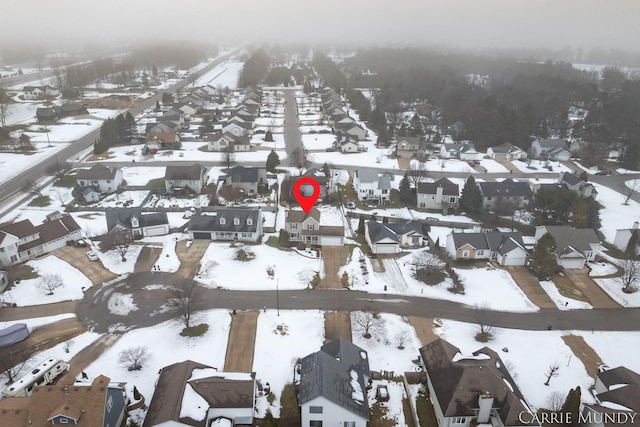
[299,338,370,427]
[417,178,459,214]
[285,207,344,247]
[478,179,532,211]
[353,169,391,204]
[105,207,169,238]
[487,143,527,160]
[582,366,640,427]
[558,172,598,199]
[419,338,538,427]
[143,360,256,427]
[207,132,251,152]
[530,138,571,161]
[224,166,267,196]
[534,225,600,269]
[396,136,429,159]
[76,163,124,201]
[365,220,425,255]
[445,230,528,266]
[165,163,207,194]
[187,208,263,242]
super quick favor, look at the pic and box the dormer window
[131,216,140,228]
[234,217,240,225]
[247,217,253,226]
[219,217,226,225]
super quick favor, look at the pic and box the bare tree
[545,391,565,412]
[101,229,132,262]
[623,179,640,205]
[619,259,640,293]
[412,251,444,276]
[166,278,203,329]
[36,273,64,296]
[0,347,31,385]
[352,311,385,339]
[223,144,236,170]
[407,161,428,188]
[46,160,71,180]
[544,362,560,386]
[118,346,151,371]
[474,303,497,342]
[395,330,409,350]
[22,179,43,199]
[0,87,9,128]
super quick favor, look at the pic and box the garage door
[192,232,212,240]
[146,226,168,237]
[374,244,397,254]
[320,236,344,246]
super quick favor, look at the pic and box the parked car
[425,217,440,221]
[346,200,356,209]
[86,251,99,261]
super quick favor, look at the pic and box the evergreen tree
[460,176,482,214]
[124,112,136,140]
[585,197,602,231]
[161,91,173,105]
[530,233,560,280]
[561,386,581,426]
[399,172,413,205]
[382,216,389,224]
[357,215,365,235]
[322,162,330,178]
[155,100,161,110]
[115,114,127,144]
[264,130,274,142]
[266,150,280,172]
[278,229,289,247]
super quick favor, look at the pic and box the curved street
[72,272,640,334]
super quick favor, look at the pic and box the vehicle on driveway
[86,251,99,262]
[346,200,356,209]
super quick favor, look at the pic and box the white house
[299,338,370,427]
[22,85,59,100]
[420,339,538,427]
[613,222,640,256]
[530,138,571,161]
[207,132,251,152]
[187,208,263,243]
[487,143,527,160]
[105,208,170,238]
[445,231,528,266]
[353,169,391,204]
[534,225,600,269]
[285,207,345,247]
[417,178,459,214]
[164,163,207,194]
[76,163,124,199]
[365,220,425,254]
[339,136,360,153]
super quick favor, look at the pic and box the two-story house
[187,208,263,242]
[285,207,345,247]
[558,172,598,199]
[530,138,571,161]
[417,178,459,214]
[534,225,600,269]
[76,163,124,202]
[299,338,370,427]
[420,339,538,427]
[396,136,429,159]
[165,163,208,194]
[0,215,82,267]
[105,208,169,238]
[478,179,532,211]
[353,169,391,204]
[207,132,251,152]
[224,166,267,196]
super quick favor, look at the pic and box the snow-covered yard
[592,182,640,243]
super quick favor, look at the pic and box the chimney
[477,392,494,423]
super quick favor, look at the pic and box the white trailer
[2,358,69,398]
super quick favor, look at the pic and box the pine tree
[266,150,280,172]
[460,176,483,214]
[530,233,560,280]
[264,130,274,142]
[382,216,389,223]
[399,172,413,205]
[278,229,289,247]
[161,91,173,105]
[322,162,330,178]
[561,386,581,426]
[115,114,127,145]
[124,112,136,140]
[357,215,365,235]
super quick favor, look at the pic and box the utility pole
[276,278,280,317]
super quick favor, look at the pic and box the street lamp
[276,278,280,317]
[45,124,51,147]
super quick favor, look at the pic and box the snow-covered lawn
[252,310,325,418]
[122,166,166,185]
[145,234,183,273]
[196,243,324,290]
[301,133,335,150]
[70,211,108,237]
[194,61,244,89]
[509,159,575,174]
[539,281,593,310]
[91,190,150,208]
[0,143,67,183]
[144,194,209,209]
[591,182,640,243]
[100,244,142,275]
[588,260,619,276]
[0,256,92,306]
[592,277,640,307]
[478,159,510,173]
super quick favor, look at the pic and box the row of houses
[35,103,89,122]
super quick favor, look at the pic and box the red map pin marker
[293,177,320,213]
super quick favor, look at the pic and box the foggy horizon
[1,0,639,57]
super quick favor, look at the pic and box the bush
[310,272,321,289]
[180,324,209,337]
[341,271,350,288]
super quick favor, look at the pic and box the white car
[86,251,99,262]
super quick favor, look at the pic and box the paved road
[282,88,304,166]
[73,271,640,334]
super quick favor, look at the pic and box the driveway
[375,258,410,293]
[320,246,351,289]
[561,334,604,379]
[408,316,440,345]
[324,311,352,343]
[564,268,621,309]
[176,239,210,279]
[223,310,258,372]
[52,246,117,285]
[505,266,556,309]
[58,334,121,384]
[134,246,162,273]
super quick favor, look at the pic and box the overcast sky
[2,0,639,52]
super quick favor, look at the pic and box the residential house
[145,122,180,149]
[353,169,391,204]
[338,134,360,153]
[157,108,185,127]
[558,172,598,199]
[207,132,251,152]
[445,230,528,266]
[417,178,459,214]
[143,360,256,427]
[187,208,263,242]
[530,138,571,161]
[76,163,124,201]
[419,338,538,427]
[613,222,640,256]
[222,116,253,137]
[0,270,8,293]
[365,220,425,255]
[300,168,329,199]
[165,163,208,194]
[534,225,600,269]
[335,122,367,141]
[582,366,640,427]
[285,207,344,247]
[396,136,429,159]
[60,102,88,116]
[0,127,10,143]
[61,88,81,99]
[299,338,370,427]
[23,85,59,100]
[105,208,169,238]
[0,375,128,427]
[35,106,62,122]
[0,215,82,267]
[478,179,532,211]
[487,143,527,160]
[176,102,198,116]
[224,166,267,196]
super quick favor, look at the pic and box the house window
[431,195,436,200]
[344,423,356,427]
[309,406,323,413]
[107,180,111,183]
[308,224,314,230]
[247,218,253,226]
[59,418,69,424]
[585,251,594,259]
[461,250,470,258]
[220,217,226,225]
[234,218,240,225]
[420,203,425,208]
[382,189,388,194]
[291,223,297,229]
[449,197,456,203]
[310,421,323,427]
[452,417,466,424]
[107,395,113,412]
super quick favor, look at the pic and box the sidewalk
[0,301,77,321]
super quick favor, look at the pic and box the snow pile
[108,293,138,316]
[538,281,593,310]
[350,370,365,403]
